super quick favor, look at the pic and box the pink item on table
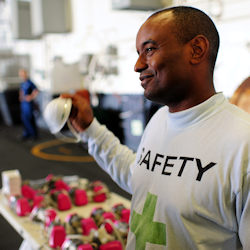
[32,195,44,208]
[57,193,71,211]
[74,189,88,206]
[93,185,107,202]
[104,222,113,234]
[77,244,93,250]
[45,209,57,228]
[102,212,116,221]
[55,179,70,191]
[81,218,98,235]
[49,225,66,248]
[121,209,130,223]
[21,185,37,200]
[99,241,123,250]
[16,197,31,216]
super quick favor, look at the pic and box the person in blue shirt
[19,69,39,140]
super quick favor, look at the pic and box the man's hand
[60,92,94,132]
[25,89,39,102]
[25,95,33,102]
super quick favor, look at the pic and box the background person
[19,69,39,140]
[230,76,250,114]
[62,6,250,250]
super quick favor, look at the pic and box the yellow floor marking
[31,139,94,162]
[58,146,72,155]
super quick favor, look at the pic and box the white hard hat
[43,97,72,134]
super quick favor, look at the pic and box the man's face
[135,13,191,106]
[19,70,28,80]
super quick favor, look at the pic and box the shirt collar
[167,93,226,129]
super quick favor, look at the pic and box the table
[0,191,130,250]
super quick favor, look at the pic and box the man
[19,69,39,140]
[62,6,250,249]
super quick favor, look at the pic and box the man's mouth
[140,74,154,87]
[139,74,154,81]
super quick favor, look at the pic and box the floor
[0,122,131,249]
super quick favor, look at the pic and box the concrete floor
[0,123,131,249]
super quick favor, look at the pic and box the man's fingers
[60,93,81,108]
[60,93,73,99]
[69,105,78,119]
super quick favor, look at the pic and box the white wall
[215,19,250,97]
[8,0,250,97]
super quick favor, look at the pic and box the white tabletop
[0,191,131,249]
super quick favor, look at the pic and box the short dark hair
[149,6,220,73]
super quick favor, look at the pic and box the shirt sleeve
[80,118,136,194]
[29,80,37,91]
[238,170,250,249]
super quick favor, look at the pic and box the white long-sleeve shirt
[80,93,250,250]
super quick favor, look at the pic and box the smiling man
[61,6,250,250]
[134,9,218,112]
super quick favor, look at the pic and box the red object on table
[102,211,116,221]
[77,244,93,250]
[57,193,72,211]
[45,174,53,181]
[74,189,88,206]
[16,197,31,216]
[104,222,113,234]
[81,218,98,235]
[55,180,70,191]
[21,185,37,200]
[99,241,123,250]
[93,185,107,202]
[121,208,130,223]
[49,225,66,248]
[32,195,44,208]
[45,209,57,228]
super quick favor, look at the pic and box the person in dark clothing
[19,69,39,140]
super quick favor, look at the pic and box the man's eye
[146,48,153,52]
[145,47,156,54]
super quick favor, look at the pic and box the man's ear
[189,35,209,65]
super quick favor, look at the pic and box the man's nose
[134,55,147,72]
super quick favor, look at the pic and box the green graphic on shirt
[131,192,166,249]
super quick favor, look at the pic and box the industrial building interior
[0,0,249,249]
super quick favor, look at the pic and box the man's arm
[19,89,24,102]
[81,118,136,194]
[25,88,39,102]
[61,93,136,194]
